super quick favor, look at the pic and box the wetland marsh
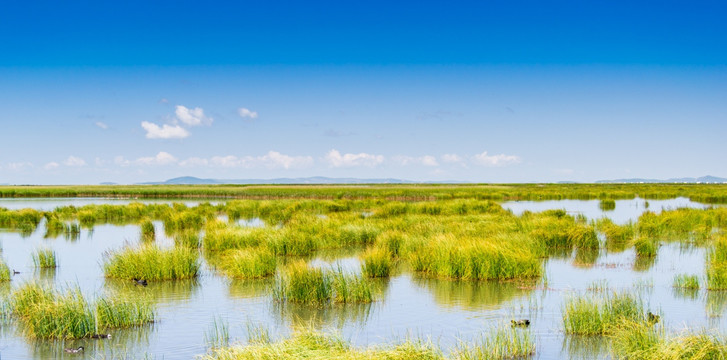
[0,184,726,359]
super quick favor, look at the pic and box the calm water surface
[0,198,723,359]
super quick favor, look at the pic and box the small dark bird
[133,278,148,286]
[64,346,84,353]
[647,312,660,323]
[511,319,530,327]
[12,269,20,275]
[91,333,111,339]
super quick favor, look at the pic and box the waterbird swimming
[133,278,148,286]
[91,333,111,339]
[12,269,20,275]
[511,319,530,327]
[647,312,660,323]
[64,346,84,353]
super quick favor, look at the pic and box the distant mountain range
[596,175,727,184]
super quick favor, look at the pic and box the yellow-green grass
[219,248,277,279]
[175,230,201,248]
[455,326,535,360]
[599,199,616,211]
[203,221,275,251]
[673,274,700,290]
[707,236,727,290]
[140,219,155,241]
[0,258,10,281]
[361,246,394,278]
[563,292,647,335]
[611,321,727,360]
[10,282,154,339]
[103,245,200,281]
[31,248,57,268]
[633,236,657,258]
[272,261,374,304]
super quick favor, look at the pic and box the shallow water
[0,198,723,359]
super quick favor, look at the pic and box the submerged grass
[104,245,200,281]
[31,248,57,268]
[10,282,155,339]
[673,274,700,289]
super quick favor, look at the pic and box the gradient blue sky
[1,1,726,184]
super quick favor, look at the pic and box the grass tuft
[103,245,200,281]
[31,248,57,268]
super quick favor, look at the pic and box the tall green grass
[31,248,57,268]
[103,245,200,281]
[0,258,10,281]
[456,326,535,360]
[332,268,374,304]
[10,282,154,339]
[219,248,277,279]
[140,219,155,241]
[361,247,394,278]
[272,261,374,304]
[611,321,727,360]
[673,274,700,289]
[633,236,657,257]
[563,292,647,335]
[708,236,727,290]
[599,199,616,211]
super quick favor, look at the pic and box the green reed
[31,248,57,268]
[563,292,647,335]
[611,320,727,360]
[673,274,700,289]
[140,219,155,241]
[0,258,10,281]
[361,246,394,278]
[599,199,616,211]
[103,245,200,281]
[219,248,277,279]
[455,326,535,360]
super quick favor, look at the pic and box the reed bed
[563,292,647,335]
[633,236,657,258]
[611,321,727,360]
[673,274,700,289]
[272,261,374,304]
[103,245,200,281]
[361,247,394,278]
[455,326,535,360]
[31,248,57,268]
[10,282,155,339]
[219,248,277,279]
[707,236,727,290]
[599,199,616,211]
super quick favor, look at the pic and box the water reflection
[706,291,727,317]
[272,302,374,330]
[562,335,610,360]
[633,255,657,272]
[412,276,530,311]
[573,248,600,268]
[228,278,272,299]
[104,278,201,304]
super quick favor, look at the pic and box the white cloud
[136,152,178,166]
[141,121,190,139]
[175,105,212,126]
[44,162,60,170]
[95,121,108,129]
[324,149,384,168]
[204,151,313,169]
[210,155,240,168]
[238,108,259,119]
[179,157,209,167]
[441,154,464,164]
[471,151,521,167]
[392,155,439,167]
[63,156,87,167]
[114,156,130,166]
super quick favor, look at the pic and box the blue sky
[1,1,726,184]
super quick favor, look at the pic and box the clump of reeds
[633,236,657,257]
[31,248,57,268]
[140,219,155,241]
[10,282,154,339]
[201,327,442,360]
[673,274,700,289]
[707,236,727,290]
[611,320,727,360]
[599,199,616,211]
[563,292,647,335]
[332,268,373,303]
[272,261,332,305]
[175,230,201,248]
[205,316,230,348]
[361,246,394,278]
[103,245,199,281]
[0,258,10,281]
[203,221,272,251]
[596,218,634,252]
[455,326,535,360]
[219,248,277,279]
[272,261,374,305]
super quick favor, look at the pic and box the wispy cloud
[238,108,259,119]
[324,129,356,137]
[175,105,212,126]
[141,121,190,139]
[392,155,439,167]
[95,121,108,129]
[44,162,60,170]
[63,156,87,167]
[324,149,384,168]
[441,154,464,164]
[471,151,521,167]
[135,152,178,166]
[203,151,313,169]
